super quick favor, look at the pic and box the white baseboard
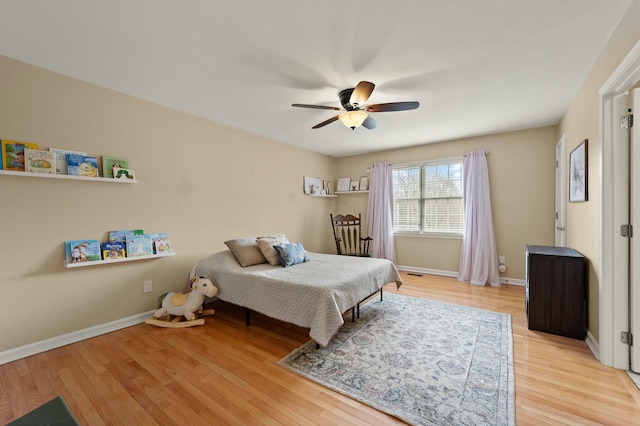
[585,329,600,361]
[397,265,525,286]
[0,310,154,366]
[397,265,458,278]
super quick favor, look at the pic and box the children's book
[126,236,153,257]
[49,148,86,174]
[146,233,169,253]
[1,140,39,171]
[24,148,56,174]
[101,241,126,260]
[66,153,99,177]
[108,229,144,242]
[102,156,129,178]
[112,167,135,180]
[65,240,101,264]
[155,240,173,254]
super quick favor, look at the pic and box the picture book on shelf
[66,153,99,177]
[49,148,86,174]
[112,167,135,180]
[65,240,101,264]
[155,240,173,254]
[126,236,153,257]
[144,232,171,254]
[24,148,56,174]
[1,140,39,171]
[102,155,129,178]
[108,229,144,242]
[146,233,169,253]
[101,241,126,260]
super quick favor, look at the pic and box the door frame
[632,88,640,371]
[599,40,640,368]
[555,134,567,247]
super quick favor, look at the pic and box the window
[392,158,464,235]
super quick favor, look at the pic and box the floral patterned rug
[278,293,514,426]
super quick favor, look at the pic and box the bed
[191,249,402,346]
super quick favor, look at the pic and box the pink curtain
[367,162,396,263]
[457,150,500,287]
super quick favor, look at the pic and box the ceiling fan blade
[312,115,340,129]
[349,81,375,106]
[292,103,341,110]
[362,115,378,130]
[366,101,419,112]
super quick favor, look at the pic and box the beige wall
[0,56,336,352]
[335,126,558,280]
[557,1,640,343]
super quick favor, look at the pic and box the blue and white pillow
[274,242,309,267]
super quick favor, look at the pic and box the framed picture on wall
[569,139,588,202]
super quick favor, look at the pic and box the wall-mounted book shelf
[64,252,175,268]
[0,169,138,183]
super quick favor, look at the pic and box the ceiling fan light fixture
[292,81,418,130]
[339,110,368,130]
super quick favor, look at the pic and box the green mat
[7,396,79,426]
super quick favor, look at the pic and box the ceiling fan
[292,81,419,130]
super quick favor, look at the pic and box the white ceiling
[0,0,633,157]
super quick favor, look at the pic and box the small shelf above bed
[307,194,337,198]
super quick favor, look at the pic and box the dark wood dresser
[525,245,586,339]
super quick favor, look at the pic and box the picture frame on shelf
[359,176,369,191]
[351,182,359,191]
[569,139,588,203]
[303,176,324,195]
[336,177,351,192]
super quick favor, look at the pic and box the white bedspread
[193,250,402,346]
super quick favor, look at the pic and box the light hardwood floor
[1,272,640,425]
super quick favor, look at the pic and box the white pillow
[256,234,290,266]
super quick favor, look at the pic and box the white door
[631,88,640,371]
[555,135,567,246]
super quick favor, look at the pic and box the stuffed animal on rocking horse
[145,276,218,328]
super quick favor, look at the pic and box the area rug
[278,293,514,426]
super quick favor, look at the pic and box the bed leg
[316,343,320,349]
[245,308,250,326]
[357,303,360,318]
[351,307,355,322]
[380,287,383,301]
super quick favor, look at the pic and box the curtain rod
[390,155,467,168]
[463,150,489,157]
[368,151,489,171]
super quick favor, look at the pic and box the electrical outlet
[143,280,153,293]
[499,255,506,264]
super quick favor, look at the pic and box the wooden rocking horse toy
[145,276,218,328]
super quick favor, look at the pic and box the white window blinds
[392,158,463,235]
